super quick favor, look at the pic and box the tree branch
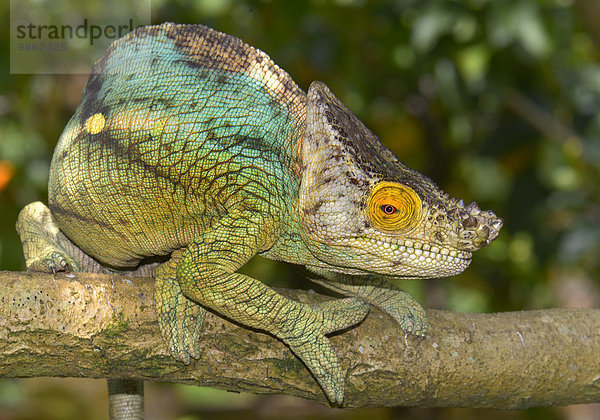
[1,270,598,408]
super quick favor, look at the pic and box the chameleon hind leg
[16,201,83,273]
[169,213,370,404]
[16,201,144,420]
[308,269,428,338]
[16,201,126,274]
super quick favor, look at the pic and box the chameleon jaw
[342,234,474,278]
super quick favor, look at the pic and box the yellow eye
[367,182,422,232]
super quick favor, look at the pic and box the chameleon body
[16,23,503,404]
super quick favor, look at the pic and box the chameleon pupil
[381,204,397,215]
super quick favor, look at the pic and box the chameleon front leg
[154,249,206,363]
[166,213,369,404]
[307,268,428,338]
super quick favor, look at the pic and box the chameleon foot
[281,297,369,404]
[16,201,79,273]
[308,272,429,338]
[376,290,428,337]
[27,250,76,273]
[154,251,206,363]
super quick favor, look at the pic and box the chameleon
[16,23,503,404]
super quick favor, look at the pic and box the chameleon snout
[445,201,503,251]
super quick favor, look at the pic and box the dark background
[1,0,599,419]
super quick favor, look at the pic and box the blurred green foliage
[1,0,599,418]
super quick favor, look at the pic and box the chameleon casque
[16,23,503,404]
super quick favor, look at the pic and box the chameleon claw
[27,250,77,274]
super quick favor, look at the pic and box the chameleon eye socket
[367,182,422,232]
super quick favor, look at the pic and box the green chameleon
[17,23,503,404]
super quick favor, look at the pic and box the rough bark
[0,270,598,408]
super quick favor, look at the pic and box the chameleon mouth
[347,235,473,278]
[390,240,473,277]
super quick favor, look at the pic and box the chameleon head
[299,81,503,278]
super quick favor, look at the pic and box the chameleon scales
[16,23,503,404]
